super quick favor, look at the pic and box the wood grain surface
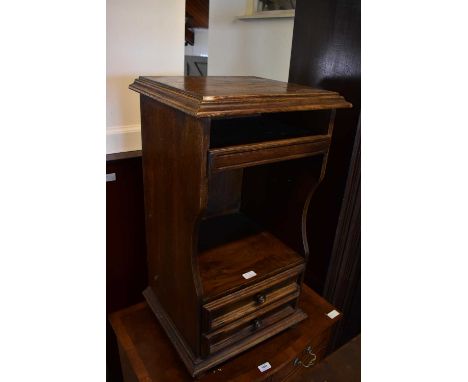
[110,285,342,382]
[287,335,360,382]
[132,77,352,376]
[140,96,209,356]
[130,76,351,117]
[198,213,304,301]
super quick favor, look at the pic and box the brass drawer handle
[293,346,317,368]
[253,318,263,330]
[255,294,267,304]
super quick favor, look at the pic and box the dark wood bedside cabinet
[129,76,351,377]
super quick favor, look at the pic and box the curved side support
[240,155,321,259]
[301,109,336,260]
[301,181,322,262]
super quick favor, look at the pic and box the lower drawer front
[203,303,299,356]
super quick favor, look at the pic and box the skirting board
[143,287,307,377]
[106,124,142,154]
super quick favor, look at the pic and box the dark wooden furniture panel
[202,266,302,331]
[106,155,147,382]
[185,0,209,45]
[186,0,209,28]
[324,119,361,349]
[110,285,342,382]
[130,76,351,376]
[198,213,304,301]
[106,156,147,314]
[204,170,243,218]
[289,0,360,292]
[129,76,350,117]
[139,97,209,356]
[289,0,361,349]
[203,303,298,355]
[209,135,330,172]
[209,113,331,147]
[287,335,360,382]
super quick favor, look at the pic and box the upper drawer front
[208,135,331,173]
[202,264,304,332]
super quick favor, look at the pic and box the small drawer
[202,265,304,332]
[208,135,331,173]
[202,303,303,356]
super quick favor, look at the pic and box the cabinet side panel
[140,96,209,355]
[204,170,243,219]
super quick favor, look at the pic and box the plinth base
[110,285,341,381]
[143,287,307,377]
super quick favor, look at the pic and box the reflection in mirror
[185,0,209,76]
[257,0,296,12]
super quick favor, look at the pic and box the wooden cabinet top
[129,76,352,118]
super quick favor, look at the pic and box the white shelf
[237,10,295,20]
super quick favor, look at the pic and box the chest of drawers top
[129,76,351,118]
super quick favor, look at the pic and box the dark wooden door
[289,0,361,348]
[324,120,361,348]
[106,154,147,382]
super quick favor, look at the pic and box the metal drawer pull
[293,346,317,368]
[255,294,267,304]
[253,318,263,330]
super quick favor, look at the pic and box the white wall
[208,0,295,81]
[106,0,185,154]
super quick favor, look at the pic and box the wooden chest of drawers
[130,76,351,377]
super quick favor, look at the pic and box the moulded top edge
[129,76,352,117]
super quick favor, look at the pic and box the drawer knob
[253,319,263,330]
[255,294,267,304]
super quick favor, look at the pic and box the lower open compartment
[198,212,305,301]
[198,155,324,298]
[195,155,324,360]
